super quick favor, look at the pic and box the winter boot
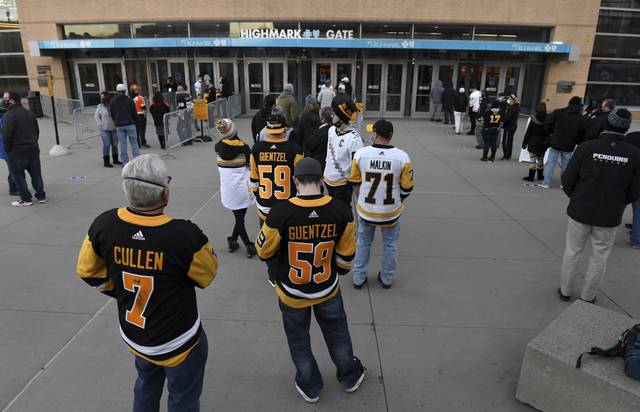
[103,156,114,168]
[522,169,535,182]
[536,169,544,181]
[112,152,122,165]
[246,243,257,258]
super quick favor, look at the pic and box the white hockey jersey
[324,125,364,187]
[348,144,414,226]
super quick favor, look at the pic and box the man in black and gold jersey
[256,157,366,403]
[76,154,217,412]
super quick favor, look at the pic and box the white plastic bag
[519,148,533,163]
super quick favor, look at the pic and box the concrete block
[516,301,640,412]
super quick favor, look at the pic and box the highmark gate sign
[239,28,354,39]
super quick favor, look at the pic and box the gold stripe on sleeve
[256,224,281,260]
[76,235,107,279]
[187,242,218,288]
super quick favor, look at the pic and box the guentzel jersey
[250,136,303,219]
[324,125,364,187]
[76,208,217,366]
[255,195,356,308]
[348,144,414,226]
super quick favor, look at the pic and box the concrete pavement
[1,116,639,411]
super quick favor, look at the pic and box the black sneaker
[227,237,240,253]
[353,278,367,289]
[345,357,366,393]
[558,288,570,302]
[295,382,319,403]
[475,145,484,149]
[246,243,257,258]
[625,223,633,229]
[480,158,488,162]
[9,192,19,196]
[377,272,391,289]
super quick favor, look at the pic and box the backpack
[575,323,640,381]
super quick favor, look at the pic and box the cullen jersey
[255,195,356,308]
[324,125,364,187]
[250,136,303,219]
[348,144,414,226]
[76,207,217,366]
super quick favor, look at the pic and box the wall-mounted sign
[556,80,575,93]
[240,28,354,40]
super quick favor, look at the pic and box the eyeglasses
[124,175,171,188]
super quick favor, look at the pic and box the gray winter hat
[606,108,632,133]
[294,157,322,178]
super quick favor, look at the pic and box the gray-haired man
[276,83,299,128]
[76,154,217,411]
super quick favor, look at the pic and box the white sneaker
[295,382,319,403]
[11,200,33,207]
[539,184,550,189]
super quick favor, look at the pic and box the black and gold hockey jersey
[255,194,356,308]
[76,207,217,366]
[250,136,303,220]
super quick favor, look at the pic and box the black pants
[469,111,477,134]
[135,115,147,146]
[231,208,251,246]
[327,184,353,207]
[502,127,517,159]
[482,129,499,161]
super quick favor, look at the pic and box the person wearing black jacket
[541,96,586,188]
[442,82,456,125]
[297,100,320,148]
[500,95,520,160]
[251,95,276,143]
[521,103,549,182]
[480,100,503,162]
[2,91,46,206]
[110,83,140,164]
[304,106,333,171]
[626,131,640,248]
[453,87,468,135]
[149,92,170,149]
[582,99,615,142]
[559,109,640,303]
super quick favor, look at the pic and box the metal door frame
[362,60,407,118]
[167,59,191,92]
[410,60,458,118]
[243,59,288,113]
[74,59,126,105]
[311,59,357,95]
[480,62,526,98]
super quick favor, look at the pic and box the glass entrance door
[483,66,501,100]
[101,63,123,94]
[312,62,356,97]
[168,61,189,91]
[315,62,332,93]
[268,62,284,97]
[364,62,406,117]
[458,63,483,94]
[504,66,521,96]
[412,64,433,116]
[76,63,101,106]
[247,62,264,111]
[244,60,286,112]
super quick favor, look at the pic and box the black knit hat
[606,108,632,133]
[331,95,358,124]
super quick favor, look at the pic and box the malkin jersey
[255,194,356,308]
[348,144,414,226]
[324,125,364,187]
[76,207,217,366]
[250,136,303,219]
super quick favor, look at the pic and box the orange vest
[133,95,146,114]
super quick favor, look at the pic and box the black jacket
[562,132,640,227]
[297,111,320,147]
[149,102,170,128]
[251,107,271,143]
[544,104,586,152]
[109,94,137,127]
[522,112,549,157]
[626,131,640,151]
[453,93,468,112]
[304,123,330,171]
[442,87,456,110]
[2,105,39,154]
[502,104,520,131]
[582,110,609,142]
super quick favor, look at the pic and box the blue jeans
[543,148,572,187]
[133,331,208,412]
[117,124,140,164]
[443,109,454,124]
[100,129,118,157]
[475,125,484,147]
[631,199,640,247]
[7,152,45,202]
[352,216,400,286]
[4,159,17,194]
[279,291,363,398]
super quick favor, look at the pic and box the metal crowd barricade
[70,106,101,148]
[40,94,82,124]
[206,98,228,134]
[226,94,242,119]
[162,108,198,157]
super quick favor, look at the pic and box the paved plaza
[1,116,640,411]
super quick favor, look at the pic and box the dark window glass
[0,78,29,96]
[586,83,640,106]
[593,35,640,58]
[597,10,640,34]
[361,23,411,39]
[0,55,27,76]
[601,0,640,8]
[589,60,640,83]
[132,23,188,38]
[413,24,472,40]
[473,26,550,42]
[189,22,230,37]
[229,22,299,38]
[0,31,22,52]
[64,24,131,39]
[299,22,360,38]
